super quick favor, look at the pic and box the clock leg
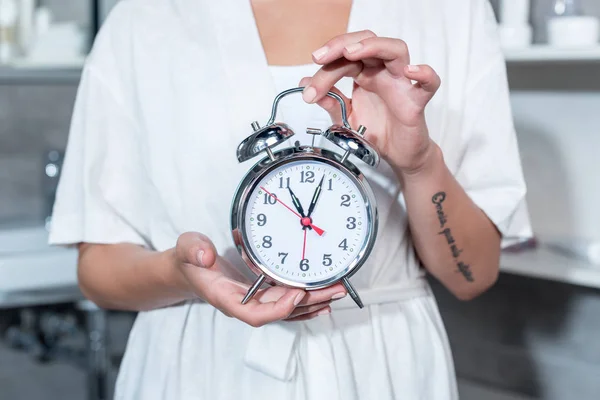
[241,274,266,304]
[341,277,364,309]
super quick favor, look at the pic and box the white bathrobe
[49,0,532,399]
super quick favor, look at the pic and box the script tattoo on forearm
[431,192,474,282]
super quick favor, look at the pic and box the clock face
[242,159,371,286]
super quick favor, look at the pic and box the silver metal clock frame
[231,147,378,306]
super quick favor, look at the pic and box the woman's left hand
[300,30,441,175]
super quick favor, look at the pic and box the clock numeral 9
[263,193,277,205]
[278,252,288,264]
[262,236,272,248]
[279,177,290,189]
[301,171,315,183]
[300,259,310,271]
[322,254,332,266]
[257,214,267,226]
[340,195,351,207]
[338,239,348,251]
[346,217,357,230]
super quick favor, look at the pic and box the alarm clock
[231,87,380,308]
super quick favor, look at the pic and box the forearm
[396,141,501,300]
[77,243,193,311]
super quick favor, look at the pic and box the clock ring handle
[266,87,351,129]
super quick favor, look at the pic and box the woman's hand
[300,30,441,175]
[174,232,346,327]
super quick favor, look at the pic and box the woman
[50,0,531,398]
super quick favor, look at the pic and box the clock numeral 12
[301,171,315,183]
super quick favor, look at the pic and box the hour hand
[287,186,306,218]
[306,175,325,218]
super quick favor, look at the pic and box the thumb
[403,64,441,108]
[299,77,352,126]
[176,232,218,268]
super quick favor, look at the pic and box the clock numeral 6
[300,259,310,271]
[278,252,288,264]
[257,213,267,226]
[346,217,357,230]
[340,194,351,207]
[322,254,332,266]
[301,170,315,183]
[262,236,272,248]
[263,193,277,205]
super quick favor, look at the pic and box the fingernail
[344,43,363,54]
[294,292,306,306]
[331,292,347,300]
[196,250,205,267]
[407,64,420,72]
[302,86,317,103]
[317,308,331,317]
[312,46,329,60]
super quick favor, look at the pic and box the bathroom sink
[0,224,80,307]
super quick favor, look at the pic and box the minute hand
[306,175,325,218]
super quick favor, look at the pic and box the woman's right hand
[173,232,347,327]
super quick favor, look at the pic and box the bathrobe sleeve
[453,0,533,244]
[49,4,148,247]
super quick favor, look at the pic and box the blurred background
[0,0,599,399]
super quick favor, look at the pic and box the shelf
[0,61,84,84]
[504,45,600,63]
[500,247,600,289]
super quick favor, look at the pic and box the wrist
[394,140,444,182]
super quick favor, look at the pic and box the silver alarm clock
[231,87,380,308]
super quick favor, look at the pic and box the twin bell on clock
[230,87,380,309]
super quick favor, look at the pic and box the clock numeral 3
[322,254,332,266]
[300,259,310,271]
[257,214,267,226]
[262,236,273,248]
[338,239,348,251]
[263,193,277,205]
[301,171,315,183]
[340,195,351,207]
[279,177,290,189]
[278,252,288,264]
[346,217,357,230]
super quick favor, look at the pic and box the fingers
[220,287,305,328]
[296,283,347,306]
[286,306,332,322]
[299,77,352,125]
[285,301,331,319]
[176,232,218,268]
[302,58,362,104]
[312,30,377,65]
[403,64,441,107]
[342,37,410,76]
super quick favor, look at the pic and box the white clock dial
[243,159,369,284]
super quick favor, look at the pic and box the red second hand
[260,186,325,236]
[302,228,307,260]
